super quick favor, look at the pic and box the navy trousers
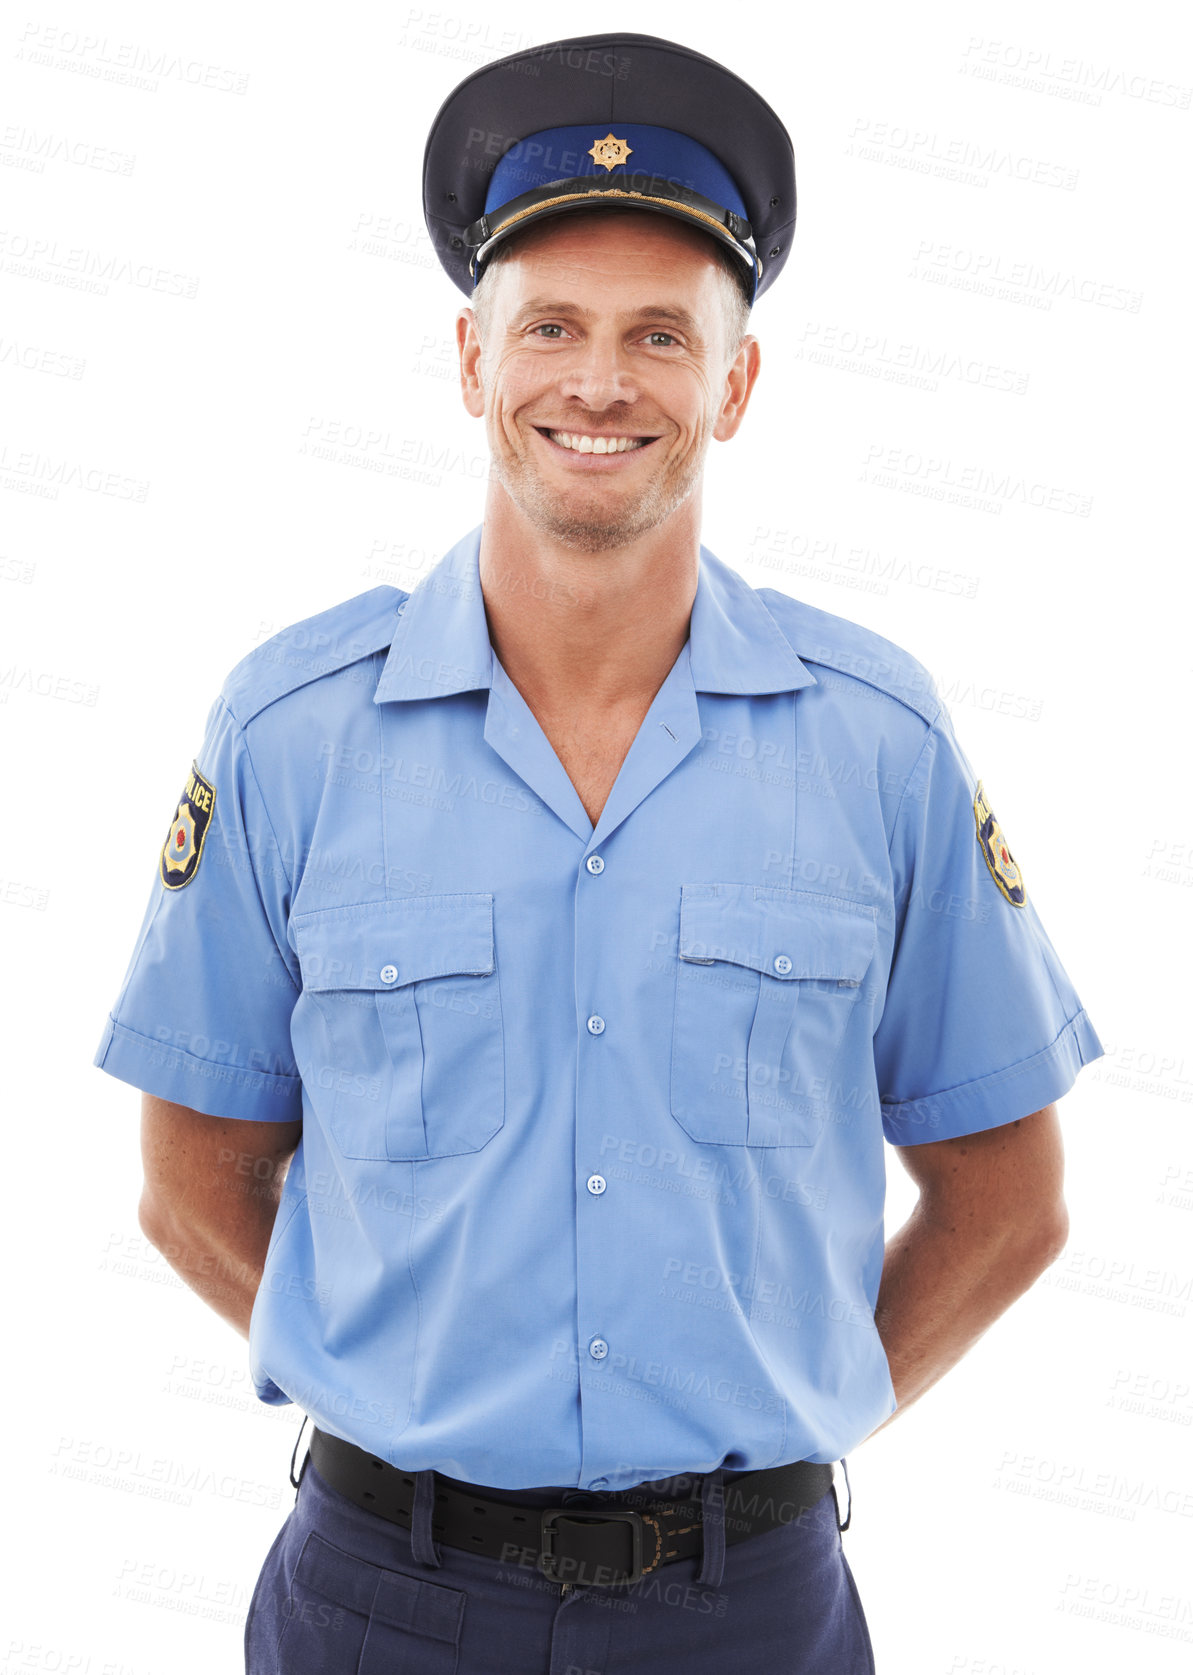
[245,1454,876,1673]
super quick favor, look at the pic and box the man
[94,32,1103,1675]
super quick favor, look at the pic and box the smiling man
[463,208,755,562]
[94,32,1103,1675]
[454,205,762,830]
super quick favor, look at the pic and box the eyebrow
[508,299,705,336]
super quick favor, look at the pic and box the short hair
[468,212,752,359]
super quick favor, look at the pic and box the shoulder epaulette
[757,587,943,726]
[220,585,408,726]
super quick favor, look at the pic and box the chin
[527,509,650,553]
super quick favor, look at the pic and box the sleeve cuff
[94,1016,303,1124]
[880,1009,1104,1146]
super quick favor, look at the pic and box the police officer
[95,32,1103,1675]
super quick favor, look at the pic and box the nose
[556,336,641,411]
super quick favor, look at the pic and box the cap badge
[588,132,633,172]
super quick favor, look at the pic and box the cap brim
[472,189,759,292]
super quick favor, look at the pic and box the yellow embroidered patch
[974,781,1026,907]
[161,761,216,890]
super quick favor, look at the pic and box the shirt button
[586,1015,605,1035]
[585,855,605,874]
[586,1174,607,1196]
[380,964,399,985]
[589,1338,609,1361]
[773,954,793,976]
[589,1477,609,1490]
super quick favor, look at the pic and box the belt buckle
[538,1506,646,1588]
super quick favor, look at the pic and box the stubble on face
[489,404,706,554]
[475,217,735,555]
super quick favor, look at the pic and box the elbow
[1045,1198,1070,1263]
[138,1189,206,1279]
[1022,1196,1070,1275]
[138,1183,182,1256]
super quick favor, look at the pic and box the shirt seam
[290,891,493,923]
[885,721,936,867]
[228,697,297,900]
[746,885,878,917]
[879,1010,1089,1113]
[376,652,392,902]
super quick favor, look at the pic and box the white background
[2,1,1190,1670]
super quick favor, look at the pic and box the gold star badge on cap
[588,132,633,172]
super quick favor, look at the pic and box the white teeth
[545,430,648,454]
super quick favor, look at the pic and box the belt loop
[289,1414,310,1496]
[695,1467,726,1589]
[834,1458,852,1532]
[410,1469,443,1568]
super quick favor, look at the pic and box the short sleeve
[93,695,303,1122]
[874,708,1103,1146]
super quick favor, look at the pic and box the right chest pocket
[293,894,503,1161]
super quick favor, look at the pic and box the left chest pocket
[670,884,877,1148]
[293,894,503,1161]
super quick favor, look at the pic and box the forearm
[138,1100,302,1339]
[140,1185,283,1340]
[865,1195,1066,1436]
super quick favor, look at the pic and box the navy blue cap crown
[422,34,796,304]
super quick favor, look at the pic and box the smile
[539,429,655,455]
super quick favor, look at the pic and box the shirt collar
[373,524,816,704]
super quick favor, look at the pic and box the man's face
[457,212,758,553]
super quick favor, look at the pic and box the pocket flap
[293,894,494,991]
[678,883,875,983]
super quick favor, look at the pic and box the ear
[457,308,485,418]
[713,336,761,443]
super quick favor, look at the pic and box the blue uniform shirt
[95,526,1103,1491]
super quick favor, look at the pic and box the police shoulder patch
[974,781,1026,907]
[161,762,216,890]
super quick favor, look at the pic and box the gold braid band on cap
[491,187,741,243]
[467,182,760,279]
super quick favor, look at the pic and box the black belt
[306,1427,836,1589]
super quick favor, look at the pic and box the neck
[476,484,702,714]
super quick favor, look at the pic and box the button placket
[572,830,635,1486]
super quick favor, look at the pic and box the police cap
[422,33,796,304]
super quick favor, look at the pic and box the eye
[646,331,677,347]
[531,323,566,339]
